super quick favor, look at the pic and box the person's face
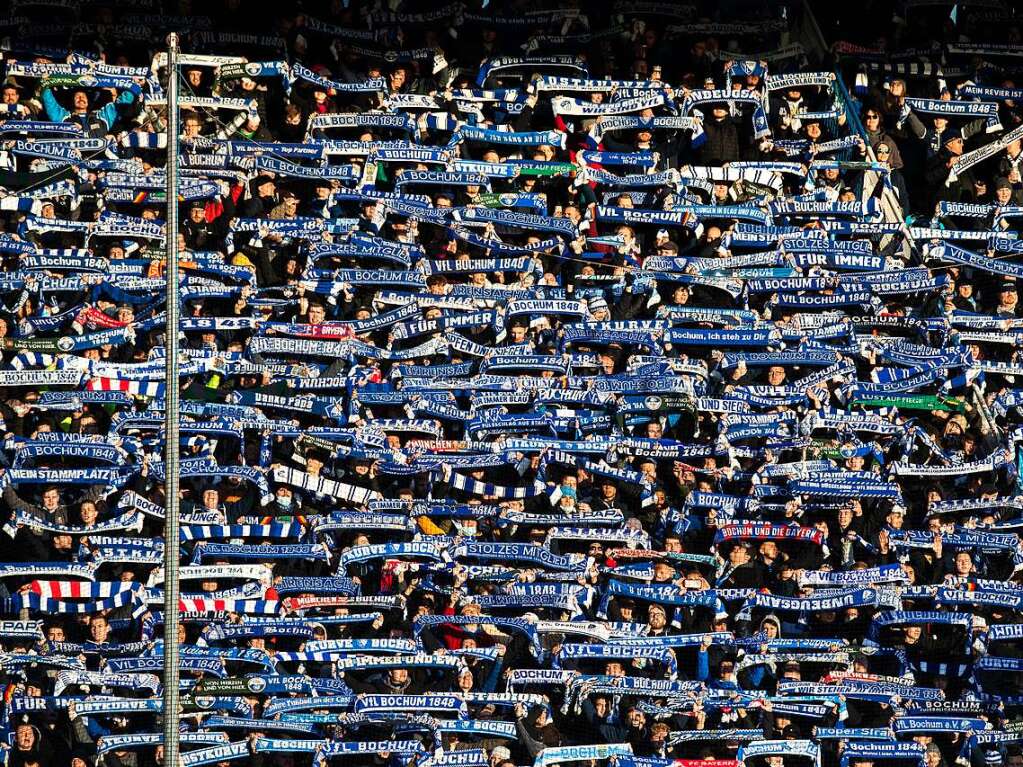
[202,489,219,509]
[80,503,98,525]
[864,111,880,128]
[187,69,203,86]
[308,305,326,324]
[2,87,18,104]
[806,122,822,140]
[902,564,917,584]
[767,366,785,386]
[906,625,922,640]
[89,617,110,642]
[1003,288,1018,308]
[15,725,34,750]
[955,552,972,574]
[838,506,853,527]
[926,752,941,767]
[763,621,779,638]
[606,661,625,676]
[184,118,201,137]
[47,626,65,642]
[389,668,409,685]
[998,186,1013,204]
[648,607,666,628]
[646,422,662,439]
[72,91,89,111]
[653,562,673,582]
[42,488,60,511]
[729,545,749,565]
[628,709,645,727]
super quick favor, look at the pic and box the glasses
[865,114,880,120]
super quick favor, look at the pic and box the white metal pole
[161,30,183,767]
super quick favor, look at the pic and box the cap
[492,747,512,761]
[943,129,964,145]
[589,296,609,312]
[995,177,1013,191]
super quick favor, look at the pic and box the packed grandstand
[0,0,1020,765]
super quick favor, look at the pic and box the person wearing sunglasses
[872,138,911,206]
[921,114,988,160]
[862,108,889,146]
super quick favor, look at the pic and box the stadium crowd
[0,0,1021,766]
